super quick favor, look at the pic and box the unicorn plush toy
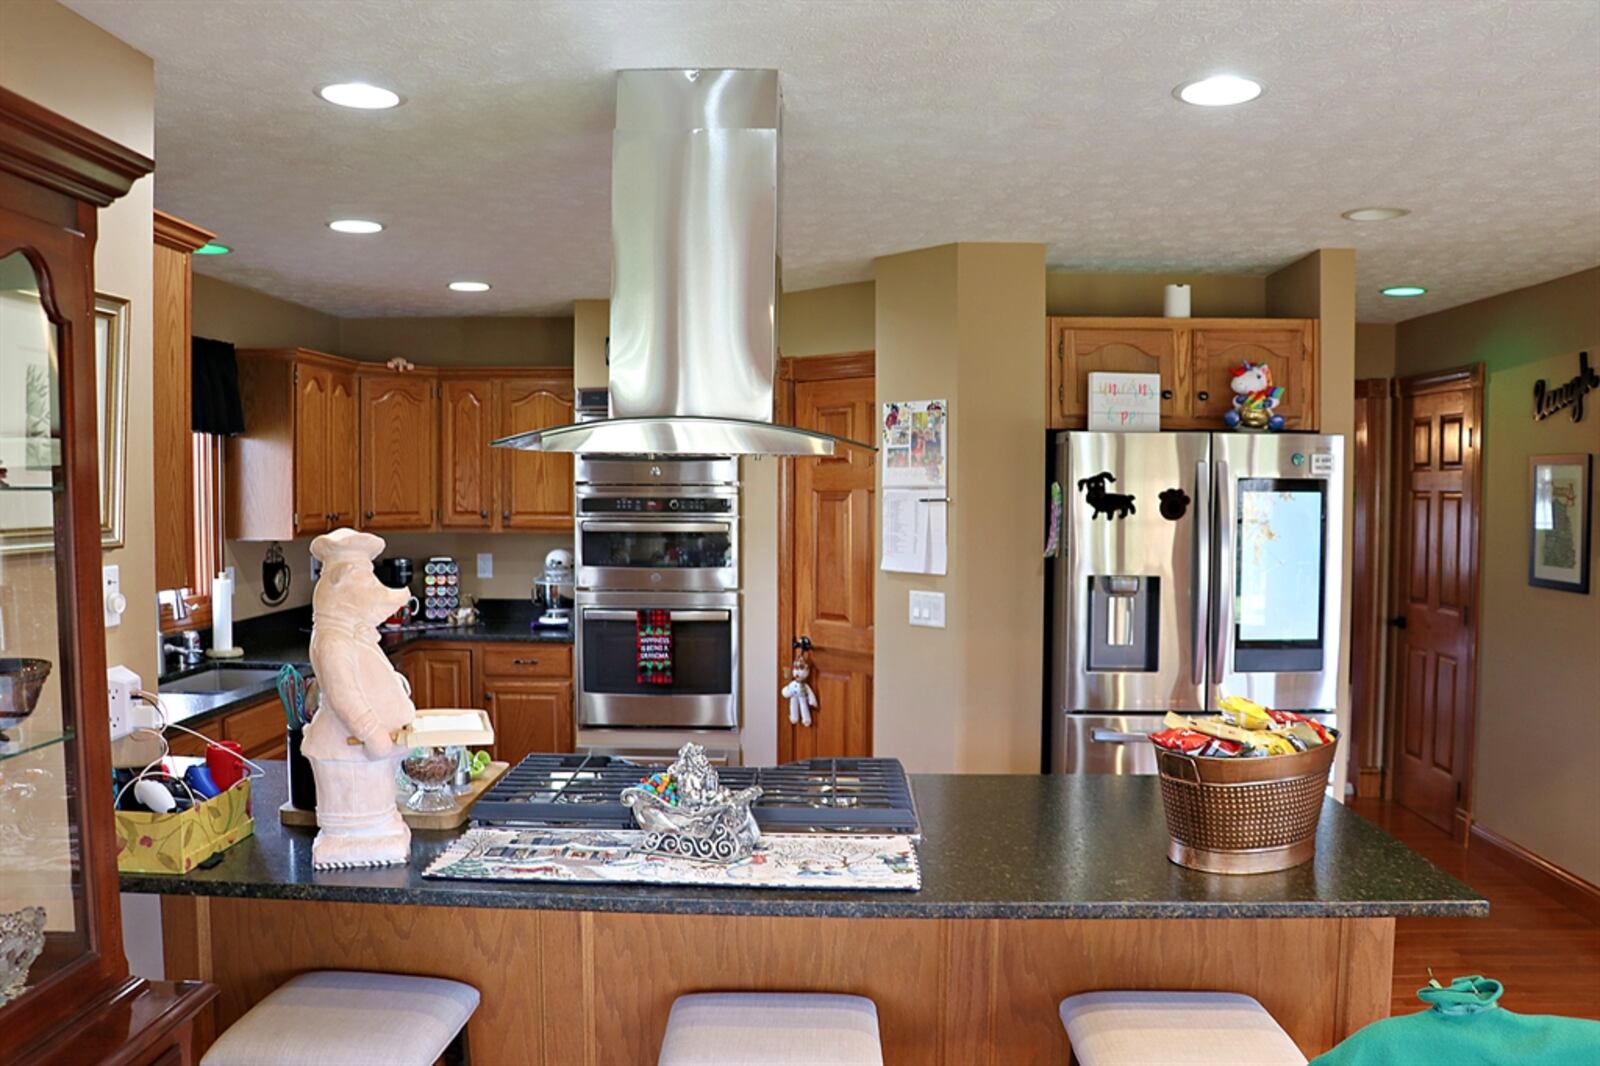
[1223,360,1286,431]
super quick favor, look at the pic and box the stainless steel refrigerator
[1049,431,1343,773]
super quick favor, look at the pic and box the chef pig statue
[303,529,415,869]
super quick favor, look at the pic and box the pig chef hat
[310,528,386,567]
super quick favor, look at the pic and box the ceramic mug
[385,596,420,627]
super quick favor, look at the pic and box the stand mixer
[533,548,574,627]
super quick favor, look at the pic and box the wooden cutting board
[278,760,509,831]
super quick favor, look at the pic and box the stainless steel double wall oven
[574,457,741,759]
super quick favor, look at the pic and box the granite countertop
[120,767,1488,921]
[155,601,572,732]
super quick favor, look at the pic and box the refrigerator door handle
[1192,459,1209,686]
[1211,457,1231,683]
[1089,728,1153,744]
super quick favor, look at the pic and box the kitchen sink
[160,667,282,695]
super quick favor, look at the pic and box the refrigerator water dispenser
[1085,576,1159,671]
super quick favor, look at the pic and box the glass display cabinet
[0,85,214,1062]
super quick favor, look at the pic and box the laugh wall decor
[1532,350,1598,423]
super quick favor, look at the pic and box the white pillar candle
[212,572,234,652]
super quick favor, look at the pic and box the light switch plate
[476,553,493,579]
[909,589,946,629]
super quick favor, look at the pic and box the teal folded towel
[1312,975,1600,1066]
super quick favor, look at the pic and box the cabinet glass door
[0,250,90,1005]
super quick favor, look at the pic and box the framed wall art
[1528,453,1592,594]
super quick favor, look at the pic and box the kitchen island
[131,769,1485,1064]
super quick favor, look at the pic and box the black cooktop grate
[471,754,919,835]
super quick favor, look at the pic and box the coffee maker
[533,549,574,627]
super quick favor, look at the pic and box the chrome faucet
[163,629,204,669]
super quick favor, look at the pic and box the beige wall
[1047,270,1266,318]
[192,274,340,353]
[1355,322,1397,380]
[1266,249,1357,799]
[572,298,609,389]
[1,0,157,683]
[780,281,876,356]
[338,315,572,367]
[873,244,1046,772]
[1393,267,1600,883]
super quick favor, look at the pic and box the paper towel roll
[212,572,234,652]
[1163,284,1192,318]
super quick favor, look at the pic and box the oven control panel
[580,496,733,514]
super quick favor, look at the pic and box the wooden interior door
[292,362,331,535]
[359,373,436,529]
[1388,368,1482,835]
[1050,321,1180,426]
[1349,379,1391,798]
[779,355,875,761]
[440,378,493,529]
[326,369,358,527]
[498,378,574,530]
[1189,323,1316,428]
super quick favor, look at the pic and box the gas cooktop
[471,754,920,837]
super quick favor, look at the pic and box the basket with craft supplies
[1150,696,1339,875]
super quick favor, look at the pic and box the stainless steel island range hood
[492,68,869,458]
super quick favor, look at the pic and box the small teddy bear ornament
[1223,360,1286,432]
[781,639,818,728]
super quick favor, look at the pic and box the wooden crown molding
[780,350,875,383]
[154,209,215,252]
[0,85,152,208]
[1398,364,1485,396]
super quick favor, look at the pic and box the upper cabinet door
[1049,320,1182,427]
[326,369,359,527]
[498,377,574,531]
[293,363,332,535]
[360,373,437,529]
[439,378,493,529]
[1189,322,1316,430]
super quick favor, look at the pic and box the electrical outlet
[909,590,946,629]
[477,553,493,579]
[107,665,141,740]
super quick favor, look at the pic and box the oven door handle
[583,609,731,623]
[578,521,733,534]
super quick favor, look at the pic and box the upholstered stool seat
[1059,991,1307,1065]
[658,992,884,1066]
[200,970,479,1066]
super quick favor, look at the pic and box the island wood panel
[160,898,1394,1065]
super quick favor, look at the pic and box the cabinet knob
[480,509,489,519]
[1160,390,1173,401]
[502,511,510,521]
[365,510,375,520]
[1196,391,1210,402]
[485,691,495,701]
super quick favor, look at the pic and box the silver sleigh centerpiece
[621,743,762,863]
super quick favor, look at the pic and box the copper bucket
[1156,736,1338,874]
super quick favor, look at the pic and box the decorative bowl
[0,658,50,741]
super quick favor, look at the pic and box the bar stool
[1059,991,1307,1065]
[200,970,479,1066]
[658,992,884,1066]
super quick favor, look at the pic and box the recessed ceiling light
[1381,285,1427,298]
[194,242,231,255]
[328,219,384,234]
[448,281,491,293]
[1342,207,1411,222]
[317,82,401,110]
[1174,74,1262,107]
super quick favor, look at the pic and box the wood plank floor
[1350,798,1600,1020]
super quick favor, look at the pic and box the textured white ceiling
[65,0,1600,323]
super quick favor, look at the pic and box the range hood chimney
[493,69,869,457]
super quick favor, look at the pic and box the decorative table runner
[423,828,921,891]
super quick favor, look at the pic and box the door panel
[486,682,574,763]
[441,378,493,529]
[1052,323,1181,425]
[327,369,358,526]
[783,371,875,760]
[500,379,574,530]
[293,364,330,535]
[417,649,473,710]
[360,374,436,529]
[1390,375,1480,833]
[1190,325,1314,429]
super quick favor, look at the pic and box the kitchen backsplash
[225,531,571,622]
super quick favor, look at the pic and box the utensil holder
[287,726,317,811]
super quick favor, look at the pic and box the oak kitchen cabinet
[152,211,214,590]
[164,695,285,759]
[1046,317,1318,430]
[438,370,575,532]
[360,370,438,530]
[229,349,362,539]
[401,642,574,763]
[409,645,474,709]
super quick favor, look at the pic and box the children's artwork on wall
[1077,471,1136,520]
[1528,453,1592,593]
[1087,372,1161,432]
[882,399,948,574]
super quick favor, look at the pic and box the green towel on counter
[1312,975,1600,1066]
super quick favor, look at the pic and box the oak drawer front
[222,697,285,756]
[481,644,571,679]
